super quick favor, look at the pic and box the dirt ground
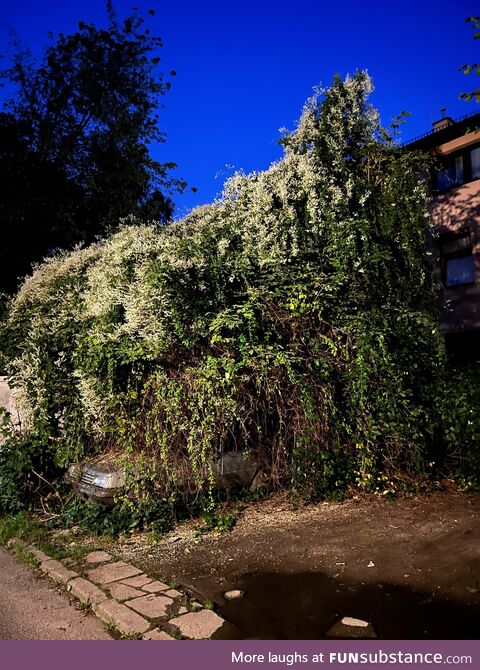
[115,490,480,639]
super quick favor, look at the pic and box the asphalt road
[0,547,111,639]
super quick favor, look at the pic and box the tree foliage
[0,3,185,293]
[460,16,480,102]
[2,72,479,520]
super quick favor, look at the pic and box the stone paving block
[121,574,152,588]
[143,628,176,640]
[40,559,78,584]
[68,577,108,606]
[126,594,173,618]
[169,610,225,639]
[141,580,169,593]
[27,545,50,563]
[164,589,182,599]
[94,599,150,636]
[108,582,145,601]
[87,561,142,585]
[85,550,112,564]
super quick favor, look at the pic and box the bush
[0,429,61,515]
[2,71,476,520]
[435,365,480,488]
[61,496,174,537]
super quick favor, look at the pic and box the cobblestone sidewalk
[8,539,226,639]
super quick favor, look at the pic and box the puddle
[211,571,480,639]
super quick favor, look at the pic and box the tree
[460,16,480,102]
[0,3,185,293]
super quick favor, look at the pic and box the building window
[436,155,464,190]
[445,255,474,286]
[440,228,475,287]
[471,146,480,180]
[434,143,480,191]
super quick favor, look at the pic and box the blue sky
[0,0,478,218]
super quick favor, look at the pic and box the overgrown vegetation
[1,72,479,535]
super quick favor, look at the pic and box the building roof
[402,111,480,152]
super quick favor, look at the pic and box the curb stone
[40,559,78,584]
[7,538,28,549]
[8,539,227,639]
[68,577,108,607]
[28,546,50,563]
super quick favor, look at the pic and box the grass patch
[36,539,90,562]
[13,544,40,569]
[0,513,92,569]
[0,513,46,545]
[35,540,68,560]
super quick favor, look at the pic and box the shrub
[2,71,476,520]
[434,365,480,488]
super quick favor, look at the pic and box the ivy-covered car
[66,451,261,505]
[66,455,126,506]
[2,72,479,524]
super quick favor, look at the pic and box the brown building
[405,111,480,360]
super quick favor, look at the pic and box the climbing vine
[1,72,478,526]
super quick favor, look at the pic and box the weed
[35,540,68,560]
[68,544,91,561]
[214,513,236,533]
[198,510,236,535]
[104,620,120,638]
[104,622,142,640]
[14,545,40,569]
[0,513,42,545]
